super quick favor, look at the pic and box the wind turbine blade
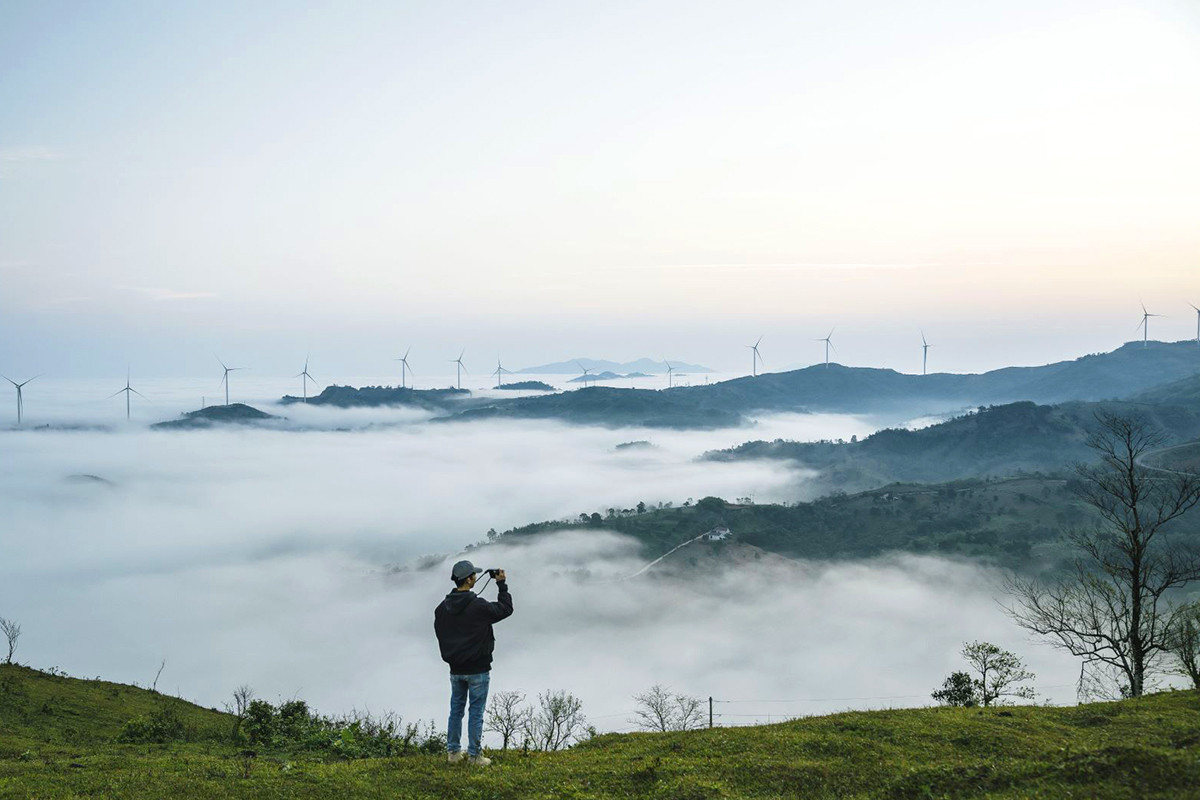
[217,357,228,370]
[130,388,148,399]
[1,375,16,387]
[755,335,763,347]
[106,389,126,399]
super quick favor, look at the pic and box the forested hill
[447,341,1200,427]
[494,476,1091,573]
[704,399,1200,495]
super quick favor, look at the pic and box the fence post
[709,696,713,728]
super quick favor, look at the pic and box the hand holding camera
[487,568,506,582]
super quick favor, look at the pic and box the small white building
[704,526,732,541]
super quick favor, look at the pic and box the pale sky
[2,0,1199,378]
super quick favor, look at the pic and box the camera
[486,568,502,578]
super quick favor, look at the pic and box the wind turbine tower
[921,332,933,376]
[664,359,675,388]
[218,358,244,405]
[295,356,318,403]
[395,347,413,388]
[747,336,764,377]
[576,361,593,388]
[1138,303,1162,348]
[816,329,836,367]
[1190,303,1200,345]
[109,369,146,420]
[3,375,35,426]
[451,350,468,390]
[493,356,512,388]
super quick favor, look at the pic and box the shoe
[468,754,492,766]
[447,751,465,763]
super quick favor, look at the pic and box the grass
[3,663,1200,798]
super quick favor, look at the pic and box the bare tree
[151,659,166,693]
[1167,603,1200,689]
[633,685,675,732]
[633,685,706,731]
[224,685,255,740]
[484,690,529,750]
[1007,412,1200,697]
[1,617,20,665]
[525,690,586,751]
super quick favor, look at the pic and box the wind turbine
[3,375,36,426]
[576,361,593,388]
[450,350,467,389]
[816,329,835,367]
[1137,303,1162,348]
[747,336,764,377]
[217,358,244,405]
[1190,303,1200,345]
[294,355,318,403]
[921,332,933,376]
[492,356,513,388]
[664,359,675,388]
[108,368,146,420]
[394,347,413,388]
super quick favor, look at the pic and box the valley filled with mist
[4,361,1144,734]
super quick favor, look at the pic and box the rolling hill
[3,663,1198,799]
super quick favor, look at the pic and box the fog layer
[1,410,1078,736]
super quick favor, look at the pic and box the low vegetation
[3,664,1200,798]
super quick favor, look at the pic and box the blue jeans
[447,671,490,756]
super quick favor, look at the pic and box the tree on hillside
[931,671,977,707]
[524,690,587,751]
[484,690,530,750]
[961,641,1035,706]
[632,685,707,731]
[1007,412,1200,698]
[931,642,1035,707]
[1167,603,1200,689]
[224,685,255,741]
[1,617,20,665]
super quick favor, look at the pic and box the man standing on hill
[434,560,513,766]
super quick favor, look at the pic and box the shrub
[119,704,187,743]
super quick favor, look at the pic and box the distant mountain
[280,385,472,411]
[495,380,555,391]
[448,341,1200,428]
[446,386,743,429]
[518,357,711,374]
[567,371,622,383]
[152,403,280,430]
[704,399,1200,495]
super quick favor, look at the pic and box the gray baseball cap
[451,560,483,582]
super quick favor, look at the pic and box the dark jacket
[434,581,513,675]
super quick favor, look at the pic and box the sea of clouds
[0,387,1081,739]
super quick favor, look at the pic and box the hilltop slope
[2,664,1198,799]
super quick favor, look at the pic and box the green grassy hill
[3,664,1199,799]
